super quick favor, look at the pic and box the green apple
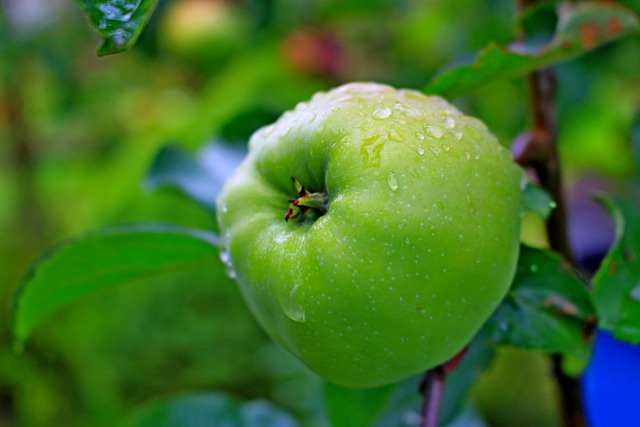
[158,0,249,70]
[217,82,523,388]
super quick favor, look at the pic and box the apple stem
[285,177,329,222]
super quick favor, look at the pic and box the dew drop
[549,201,558,209]
[280,283,307,323]
[444,117,455,129]
[417,146,425,155]
[387,172,399,192]
[373,107,392,120]
[443,144,451,152]
[465,192,473,207]
[426,125,443,139]
[388,129,405,141]
[416,133,425,140]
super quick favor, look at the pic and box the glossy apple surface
[217,82,523,388]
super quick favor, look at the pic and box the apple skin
[217,82,523,388]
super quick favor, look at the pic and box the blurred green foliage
[1,0,639,426]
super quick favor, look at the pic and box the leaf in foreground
[12,224,219,348]
[522,182,555,220]
[75,0,158,56]
[425,2,640,98]
[486,245,594,359]
[592,197,640,344]
[123,392,299,427]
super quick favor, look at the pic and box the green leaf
[523,182,556,220]
[425,2,640,98]
[440,329,495,425]
[74,0,158,56]
[145,141,247,214]
[486,245,594,359]
[325,383,396,427]
[122,392,300,427]
[12,224,219,348]
[592,197,640,344]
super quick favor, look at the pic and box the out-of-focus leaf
[440,329,495,425]
[122,392,300,427]
[363,370,488,427]
[486,245,594,359]
[144,141,247,214]
[425,2,640,98]
[12,224,219,348]
[592,197,640,343]
[618,0,640,15]
[75,0,158,56]
[523,182,556,220]
[633,112,640,170]
[325,383,396,427]
[370,376,421,427]
[443,406,487,427]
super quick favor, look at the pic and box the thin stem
[418,367,445,427]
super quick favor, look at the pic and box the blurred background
[1,0,638,426]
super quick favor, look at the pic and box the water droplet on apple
[443,144,451,152]
[281,283,307,323]
[387,172,399,192]
[360,134,388,168]
[388,129,405,141]
[372,107,392,120]
[444,117,455,129]
[416,133,425,140]
[429,146,441,157]
[465,192,473,206]
[417,146,425,155]
[426,125,443,139]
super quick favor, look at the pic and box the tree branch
[418,367,445,427]
[514,66,586,427]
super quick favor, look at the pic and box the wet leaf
[425,2,640,98]
[75,0,158,56]
[486,245,594,359]
[12,224,219,348]
[592,197,640,344]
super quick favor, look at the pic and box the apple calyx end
[285,177,329,222]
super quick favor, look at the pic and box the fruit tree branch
[512,65,586,427]
[418,366,445,427]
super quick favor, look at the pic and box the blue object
[582,330,640,427]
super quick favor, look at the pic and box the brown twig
[418,367,445,427]
[514,62,586,427]
[514,3,585,427]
